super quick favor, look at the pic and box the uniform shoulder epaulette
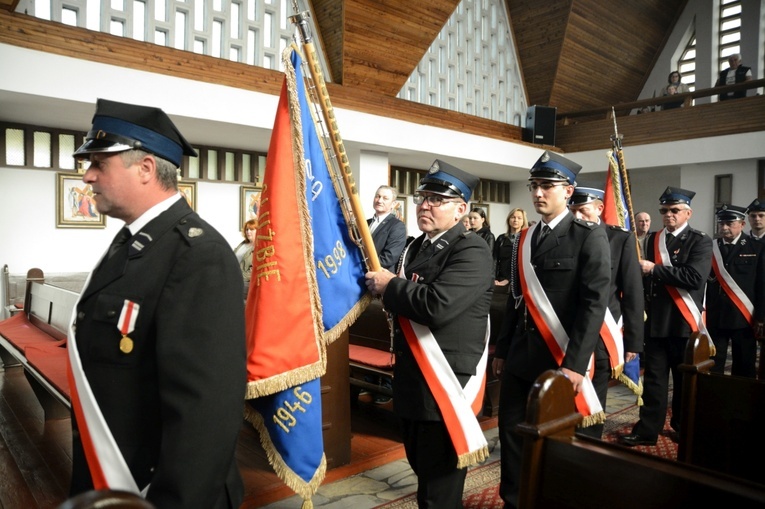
[573,218,598,229]
[689,228,707,237]
[608,224,629,232]
[177,215,207,242]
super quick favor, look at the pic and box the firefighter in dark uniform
[568,186,644,439]
[492,152,611,508]
[620,187,712,447]
[69,99,246,508]
[706,204,765,377]
[365,160,493,509]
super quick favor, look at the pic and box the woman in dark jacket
[468,207,495,254]
[494,208,528,286]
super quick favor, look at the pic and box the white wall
[0,167,243,274]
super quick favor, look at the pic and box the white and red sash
[398,317,489,468]
[655,230,715,353]
[67,268,142,494]
[517,225,604,423]
[599,310,625,378]
[397,241,489,468]
[711,241,754,325]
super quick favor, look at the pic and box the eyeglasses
[527,182,568,192]
[413,194,458,207]
[659,207,688,215]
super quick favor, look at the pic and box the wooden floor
[1,364,498,509]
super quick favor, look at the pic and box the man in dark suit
[620,186,712,447]
[361,185,407,403]
[706,204,765,377]
[492,152,611,509]
[69,99,246,508]
[365,160,493,509]
[568,186,644,439]
[368,185,407,272]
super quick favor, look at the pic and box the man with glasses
[492,151,610,509]
[365,160,493,508]
[620,187,712,447]
[706,204,765,378]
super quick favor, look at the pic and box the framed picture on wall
[240,185,263,228]
[470,202,490,224]
[56,172,106,228]
[178,181,197,211]
[392,196,407,224]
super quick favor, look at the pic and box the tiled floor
[258,382,639,509]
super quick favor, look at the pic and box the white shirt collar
[125,193,184,235]
[664,221,689,237]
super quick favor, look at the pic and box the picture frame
[470,202,490,224]
[392,196,407,224]
[56,172,106,228]
[178,181,197,211]
[240,185,263,228]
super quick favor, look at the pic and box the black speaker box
[523,105,557,145]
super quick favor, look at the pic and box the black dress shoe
[619,433,657,447]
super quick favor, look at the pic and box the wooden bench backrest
[679,332,765,485]
[518,370,765,509]
[27,282,79,341]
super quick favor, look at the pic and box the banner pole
[290,8,381,272]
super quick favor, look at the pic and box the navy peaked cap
[569,186,604,206]
[417,159,479,202]
[74,99,197,167]
[716,204,747,221]
[747,199,765,213]
[659,186,695,205]
[529,151,581,184]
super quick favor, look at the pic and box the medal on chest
[118,300,140,354]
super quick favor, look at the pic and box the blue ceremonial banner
[243,46,369,508]
[294,50,369,339]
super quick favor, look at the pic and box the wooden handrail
[558,78,765,122]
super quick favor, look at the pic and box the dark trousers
[497,371,532,509]
[400,418,467,509]
[632,335,686,439]
[709,327,757,378]
[576,342,610,439]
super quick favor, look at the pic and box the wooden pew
[0,268,75,419]
[516,370,765,508]
[678,332,765,485]
[347,286,509,416]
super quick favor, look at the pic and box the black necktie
[538,225,551,245]
[721,242,731,256]
[665,232,674,246]
[415,239,432,260]
[107,227,131,259]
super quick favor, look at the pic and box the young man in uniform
[492,152,611,508]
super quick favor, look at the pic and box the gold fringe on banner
[243,404,326,507]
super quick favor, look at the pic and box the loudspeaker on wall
[523,105,557,146]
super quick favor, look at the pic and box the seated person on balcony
[715,53,752,100]
[659,71,690,110]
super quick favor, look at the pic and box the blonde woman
[494,208,528,286]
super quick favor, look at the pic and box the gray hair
[376,185,398,200]
[120,149,179,191]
